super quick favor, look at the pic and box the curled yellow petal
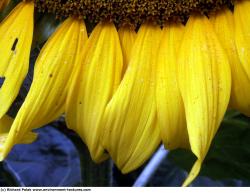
[156,23,189,150]
[66,22,123,162]
[101,24,161,173]
[118,26,136,73]
[0,0,10,11]
[0,115,13,134]
[0,18,87,161]
[232,1,250,116]
[178,16,231,186]
[0,1,34,119]
[0,115,37,153]
[0,115,13,153]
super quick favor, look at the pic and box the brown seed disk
[34,0,235,26]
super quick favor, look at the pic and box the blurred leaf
[32,14,60,49]
[169,112,250,182]
[0,0,20,22]
[5,126,82,186]
[0,162,20,186]
[224,109,241,120]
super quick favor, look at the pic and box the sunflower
[0,0,249,187]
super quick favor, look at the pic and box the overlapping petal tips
[118,26,136,73]
[211,8,250,117]
[178,16,231,186]
[0,17,87,160]
[233,1,250,116]
[210,9,246,112]
[66,22,123,162]
[101,24,161,173]
[156,23,189,150]
[0,1,34,119]
[0,0,10,11]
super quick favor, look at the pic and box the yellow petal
[0,18,87,161]
[0,115,13,153]
[178,16,231,186]
[233,1,250,116]
[0,0,10,11]
[101,23,161,173]
[0,115,37,153]
[156,23,189,150]
[118,26,136,74]
[0,1,34,119]
[66,22,123,162]
[0,115,13,133]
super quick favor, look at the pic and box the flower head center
[34,0,235,26]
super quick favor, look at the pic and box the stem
[55,121,113,187]
[79,146,112,187]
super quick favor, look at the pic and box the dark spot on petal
[11,38,18,51]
